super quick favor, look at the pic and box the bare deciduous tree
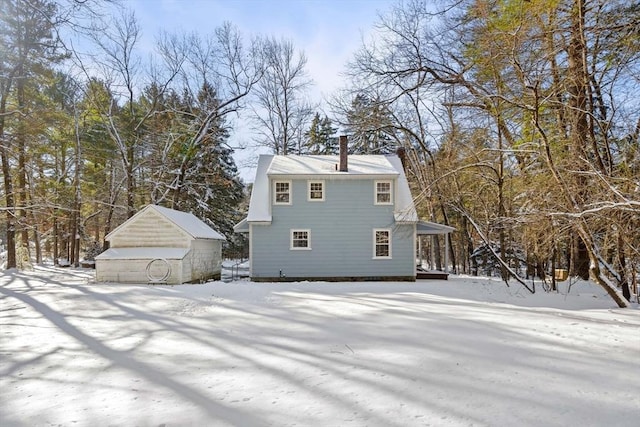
[252,37,314,155]
[344,0,639,306]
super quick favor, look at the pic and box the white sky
[128,0,396,181]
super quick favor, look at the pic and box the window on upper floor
[373,229,391,259]
[274,181,291,205]
[308,180,325,201]
[375,180,393,205]
[291,229,311,250]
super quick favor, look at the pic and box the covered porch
[416,221,455,280]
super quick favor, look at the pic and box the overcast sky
[127,0,396,180]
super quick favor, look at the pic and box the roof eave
[266,172,399,179]
[416,221,456,235]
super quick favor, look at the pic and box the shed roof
[233,218,249,233]
[96,247,189,260]
[106,205,226,241]
[416,221,456,235]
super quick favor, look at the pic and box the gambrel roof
[239,154,418,226]
[267,154,399,176]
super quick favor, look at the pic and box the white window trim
[373,228,392,259]
[374,180,393,205]
[307,180,325,202]
[290,229,311,250]
[273,180,292,205]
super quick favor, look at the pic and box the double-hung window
[308,180,325,201]
[375,180,393,205]
[274,181,291,205]
[373,229,391,259]
[291,229,311,250]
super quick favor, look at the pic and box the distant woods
[0,1,257,266]
[0,0,638,306]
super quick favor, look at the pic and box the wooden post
[445,233,450,274]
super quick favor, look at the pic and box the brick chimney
[339,135,348,172]
[396,146,407,170]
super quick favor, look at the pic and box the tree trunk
[69,213,77,266]
[0,151,16,269]
[433,233,442,270]
[73,106,82,267]
[574,237,590,280]
[127,149,135,218]
[575,223,629,308]
[16,66,30,258]
[53,215,59,265]
[567,0,591,281]
[0,90,16,269]
[33,224,41,264]
[618,233,630,301]
[551,243,557,292]
[439,203,457,273]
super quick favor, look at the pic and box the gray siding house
[235,138,451,282]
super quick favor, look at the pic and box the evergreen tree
[163,82,245,241]
[304,112,338,154]
[0,0,65,268]
[345,94,396,154]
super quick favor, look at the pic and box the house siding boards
[251,177,415,280]
[108,209,190,248]
[97,258,186,284]
[189,239,223,281]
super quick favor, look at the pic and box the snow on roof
[417,221,456,235]
[387,155,418,223]
[267,155,399,176]
[233,218,249,233]
[151,205,225,240]
[246,155,274,223]
[243,154,418,225]
[96,247,189,260]
[106,205,226,241]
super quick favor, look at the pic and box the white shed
[95,205,226,284]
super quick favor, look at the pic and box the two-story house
[234,137,453,281]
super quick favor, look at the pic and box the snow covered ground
[1,266,638,427]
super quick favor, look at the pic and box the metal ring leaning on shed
[146,258,172,284]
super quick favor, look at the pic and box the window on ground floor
[373,229,391,258]
[290,229,311,250]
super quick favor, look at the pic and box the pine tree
[304,112,338,154]
[345,94,395,154]
[0,0,65,268]
[164,82,245,241]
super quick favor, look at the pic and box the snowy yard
[1,266,639,427]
